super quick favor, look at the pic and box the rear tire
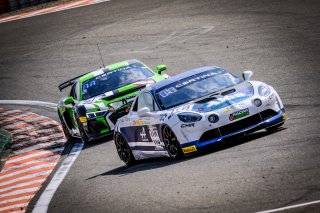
[162,125,183,159]
[58,111,76,142]
[114,133,135,166]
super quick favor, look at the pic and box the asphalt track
[1,0,320,212]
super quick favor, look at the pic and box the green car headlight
[86,110,108,119]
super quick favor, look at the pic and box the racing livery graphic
[114,66,286,165]
[57,59,169,143]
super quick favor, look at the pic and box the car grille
[88,120,108,133]
[260,109,278,121]
[198,109,277,143]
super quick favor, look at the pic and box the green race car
[57,59,169,143]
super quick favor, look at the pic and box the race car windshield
[82,63,154,100]
[155,68,243,109]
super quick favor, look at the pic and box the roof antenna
[96,43,105,68]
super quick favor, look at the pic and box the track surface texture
[1,0,320,212]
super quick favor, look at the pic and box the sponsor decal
[148,125,164,146]
[159,113,168,122]
[182,145,197,154]
[229,108,249,121]
[158,87,178,98]
[181,123,195,128]
[79,117,87,123]
[132,120,151,125]
[175,71,222,89]
[224,108,232,113]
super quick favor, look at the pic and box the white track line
[32,141,84,213]
[257,200,320,213]
[0,100,57,110]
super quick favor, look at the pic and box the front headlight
[178,112,202,123]
[258,84,271,97]
[86,110,108,119]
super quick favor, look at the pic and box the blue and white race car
[114,66,286,165]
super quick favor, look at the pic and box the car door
[129,92,164,147]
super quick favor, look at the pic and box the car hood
[175,82,254,113]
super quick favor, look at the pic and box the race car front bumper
[180,108,286,153]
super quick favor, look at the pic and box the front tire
[162,125,183,159]
[114,133,135,166]
[58,111,76,142]
[76,118,89,144]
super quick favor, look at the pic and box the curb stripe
[5,148,62,164]
[0,183,42,197]
[0,108,67,213]
[0,0,110,24]
[0,196,31,204]
[0,163,56,180]
[0,160,56,177]
[0,191,35,202]
[1,156,58,173]
[0,180,44,193]
[0,110,22,116]
[0,176,49,190]
[13,142,65,155]
[0,202,28,212]
[0,167,55,183]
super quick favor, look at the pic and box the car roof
[149,66,223,91]
[79,59,142,83]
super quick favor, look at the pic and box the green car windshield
[82,63,154,100]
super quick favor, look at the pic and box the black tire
[162,125,183,159]
[266,122,284,131]
[58,111,76,142]
[76,118,89,144]
[114,133,135,166]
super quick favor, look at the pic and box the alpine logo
[140,127,147,139]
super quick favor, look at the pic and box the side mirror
[64,96,75,105]
[156,64,167,74]
[137,107,152,117]
[242,70,253,81]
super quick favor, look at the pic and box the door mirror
[137,107,152,117]
[242,70,253,81]
[156,65,167,74]
[64,96,75,105]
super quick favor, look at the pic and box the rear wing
[58,73,87,92]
